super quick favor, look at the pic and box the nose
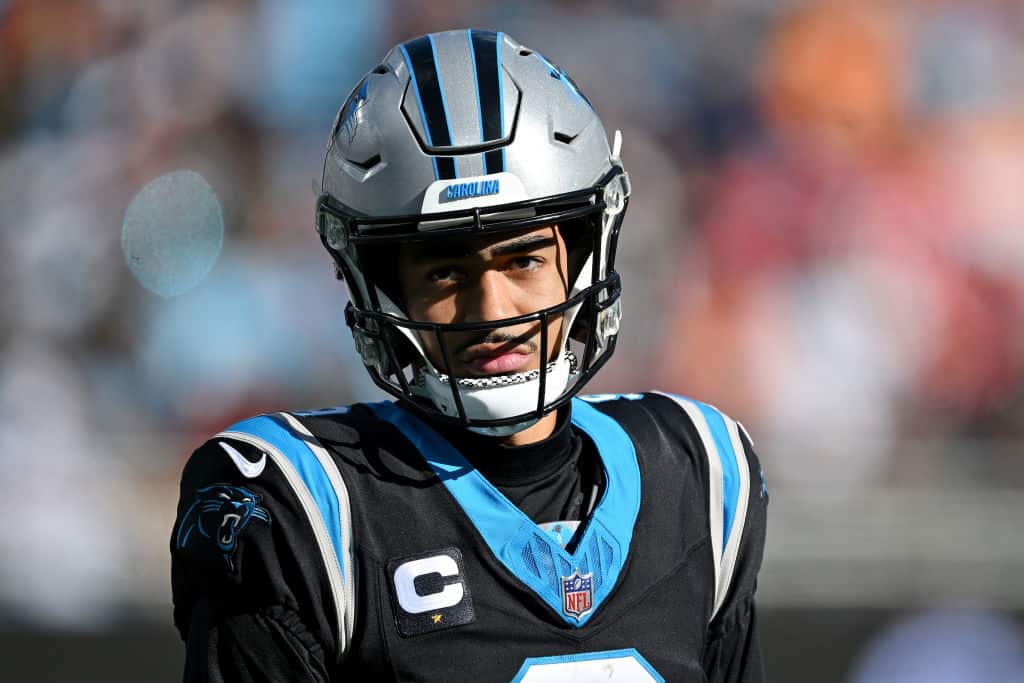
[464,268,516,323]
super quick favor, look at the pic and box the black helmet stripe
[400,36,458,180]
[468,29,506,174]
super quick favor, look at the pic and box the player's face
[397,225,570,378]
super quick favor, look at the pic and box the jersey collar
[368,397,641,627]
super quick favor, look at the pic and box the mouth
[459,340,534,377]
[464,350,531,375]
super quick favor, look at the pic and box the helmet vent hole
[553,131,577,145]
[519,48,533,56]
[348,154,382,170]
[372,64,390,74]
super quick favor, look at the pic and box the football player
[172,29,767,682]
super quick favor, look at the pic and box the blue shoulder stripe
[226,415,346,575]
[654,392,752,621]
[218,413,358,653]
[694,402,741,551]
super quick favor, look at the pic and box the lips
[459,340,533,376]
[466,351,531,375]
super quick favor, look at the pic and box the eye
[427,265,465,284]
[510,255,542,271]
[242,497,253,503]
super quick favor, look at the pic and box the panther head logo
[176,484,271,573]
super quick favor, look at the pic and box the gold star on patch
[431,614,442,624]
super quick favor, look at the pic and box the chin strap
[409,348,579,430]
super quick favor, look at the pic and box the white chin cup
[414,350,576,434]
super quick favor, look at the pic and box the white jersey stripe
[718,416,751,619]
[656,392,754,621]
[656,393,724,615]
[736,419,754,448]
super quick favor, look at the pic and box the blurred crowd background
[3,0,1024,680]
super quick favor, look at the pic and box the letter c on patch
[393,555,464,614]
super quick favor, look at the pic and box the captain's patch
[388,547,475,637]
[176,484,271,573]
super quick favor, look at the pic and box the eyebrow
[490,234,557,257]
[414,234,558,263]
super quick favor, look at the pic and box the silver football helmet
[316,29,630,433]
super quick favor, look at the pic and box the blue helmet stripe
[400,36,457,180]
[467,29,487,172]
[469,29,506,173]
[428,34,458,178]
[496,31,506,172]
[399,42,439,180]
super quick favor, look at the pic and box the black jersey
[171,392,767,682]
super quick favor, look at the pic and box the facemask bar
[346,272,621,428]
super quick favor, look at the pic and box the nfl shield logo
[560,569,594,621]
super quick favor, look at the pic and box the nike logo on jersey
[219,441,267,478]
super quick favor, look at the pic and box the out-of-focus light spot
[121,170,224,298]
[849,610,1024,683]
